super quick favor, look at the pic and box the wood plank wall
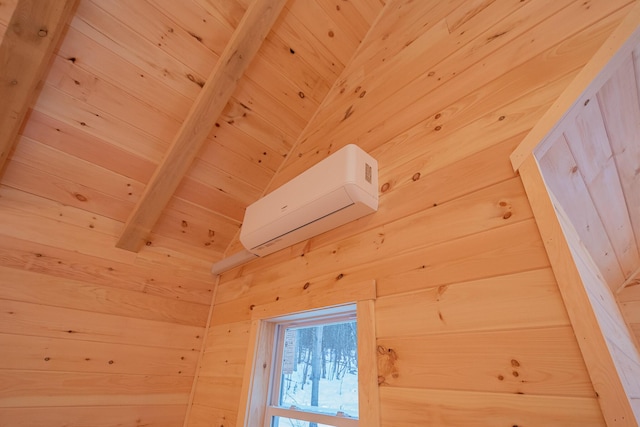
[189,0,636,426]
[0,3,213,424]
[0,201,213,427]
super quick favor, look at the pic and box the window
[236,280,379,427]
[265,309,359,427]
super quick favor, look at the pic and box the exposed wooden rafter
[0,0,79,175]
[116,0,289,252]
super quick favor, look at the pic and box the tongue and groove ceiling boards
[0,0,383,264]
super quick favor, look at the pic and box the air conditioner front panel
[239,144,378,257]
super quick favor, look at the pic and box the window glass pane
[277,320,358,418]
[271,416,337,427]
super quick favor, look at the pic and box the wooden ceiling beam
[0,0,79,175]
[116,0,288,252]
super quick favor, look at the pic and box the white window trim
[236,279,379,427]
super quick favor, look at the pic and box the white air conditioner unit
[241,143,378,256]
[211,144,378,275]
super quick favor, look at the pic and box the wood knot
[74,193,87,202]
[412,172,421,181]
[434,125,442,131]
[511,359,520,367]
[503,211,512,219]
[381,182,390,192]
[298,91,305,98]
[303,282,310,290]
[336,273,344,280]
[38,28,48,37]
[498,115,506,121]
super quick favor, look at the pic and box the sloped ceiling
[0,0,385,265]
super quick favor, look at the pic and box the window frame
[264,309,359,427]
[235,279,379,427]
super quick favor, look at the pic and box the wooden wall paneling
[206,120,284,170]
[349,0,385,26]
[147,0,233,56]
[0,333,197,375]
[0,234,213,304]
[288,0,579,163]
[0,405,187,427]
[315,0,373,43]
[0,370,193,407]
[0,299,204,350]
[601,51,640,254]
[256,33,332,105]
[173,178,245,224]
[375,268,570,338]
[195,135,275,186]
[272,9,342,81]
[0,266,208,326]
[221,217,550,310]
[563,88,639,279]
[377,326,594,397]
[12,137,142,209]
[374,219,551,298]
[217,98,295,157]
[244,54,320,122]
[71,0,203,98]
[198,320,251,378]
[56,26,194,121]
[34,84,167,162]
[188,404,237,427]
[154,199,238,255]
[231,75,307,140]
[0,201,134,263]
[2,160,134,222]
[191,375,243,412]
[379,387,604,427]
[276,0,630,188]
[372,70,574,192]
[285,0,360,65]
[539,136,625,289]
[0,0,80,173]
[519,155,638,425]
[45,55,181,144]
[184,158,261,207]
[195,0,246,29]
[89,0,216,80]
[21,109,155,183]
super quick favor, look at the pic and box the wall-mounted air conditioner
[211,144,378,275]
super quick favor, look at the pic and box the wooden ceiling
[0,0,385,265]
